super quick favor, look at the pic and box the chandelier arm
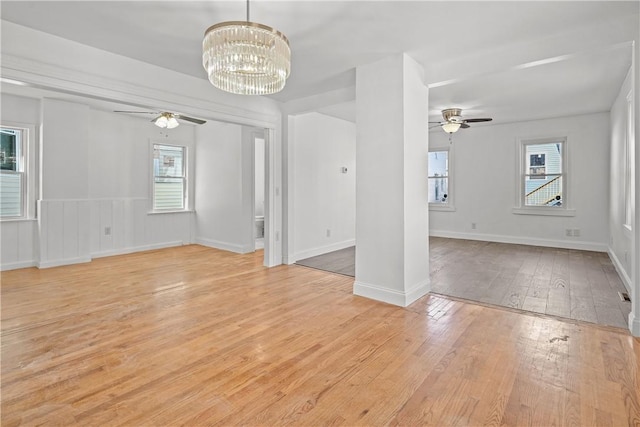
[246,0,250,22]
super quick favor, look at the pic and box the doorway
[254,134,266,250]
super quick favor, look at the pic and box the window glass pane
[154,177,184,210]
[428,151,449,204]
[525,143,561,175]
[525,175,562,206]
[154,144,184,178]
[0,172,22,216]
[1,128,20,172]
[428,151,448,177]
[1,127,23,217]
[524,142,562,207]
[428,177,448,203]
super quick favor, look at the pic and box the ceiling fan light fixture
[154,115,169,128]
[166,116,180,129]
[202,0,291,95]
[442,122,462,133]
[154,113,180,129]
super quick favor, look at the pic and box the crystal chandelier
[202,0,291,95]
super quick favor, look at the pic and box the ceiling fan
[429,108,492,134]
[113,110,207,129]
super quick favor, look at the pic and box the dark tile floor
[429,237,630,328]
[295,238,631,329]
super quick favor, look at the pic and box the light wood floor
[2,245,639,426]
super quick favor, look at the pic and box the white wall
[194,121,254,253]
[429,112,610,251]
[1,94,197,270]
[88,110,196,259]
[609,68,633,290]
[291,112,356,260]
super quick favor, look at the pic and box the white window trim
[149,140,190,214]
[512,135,575,217]
[0,121,36,221]
[428,145,455,212]
[623,90,633,232]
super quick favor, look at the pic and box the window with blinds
[152,144,186,211]
[1,127,25,218]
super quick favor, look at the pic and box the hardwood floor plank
[2,245,639,426]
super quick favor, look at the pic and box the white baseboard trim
[608,248,632,294]
[629,312,640,337]
[429,230,608,252]
[283,255,294,265]
[91,241,186,259]
[292,239,355,262]
[0,260,37,271]
[38,256,92,269]
[195,237,254,254]
[353,278,430,307]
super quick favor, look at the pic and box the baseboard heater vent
[618,292,631,302]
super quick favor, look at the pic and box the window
[428,148,454,210]
[514,136,573,216]
[1,126,26,218]
[152,143,186,211]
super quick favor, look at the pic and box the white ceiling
[1,1,638,126]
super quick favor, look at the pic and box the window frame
[0,122,36,221]
[150,141,189,213]
[623,91,633,231]
[513,136,574,217]
[428,145,455,212]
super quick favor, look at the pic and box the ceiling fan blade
[429,125,442,129]
[428,121,443,124]
[460,123,470,129]
[113,110,157,114]
[150,116,162,122]
[175,115,206,125]
[464,118,492,123]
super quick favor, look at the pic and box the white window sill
[0,217,37,223]
[512,207,575,217]
[429,204,456,212]
[147,209,195,215]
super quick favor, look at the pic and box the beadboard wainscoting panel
[0,220,37,270]
[91,198,193,259]
[38,199,91,268]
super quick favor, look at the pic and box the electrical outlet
[326,229,331,237]
[565,229,572,237]
[471,223,476,230]
[275,231,280,242]
[573,229,580,237]
[104,226,111,236]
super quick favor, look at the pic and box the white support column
[354,53,430,307]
